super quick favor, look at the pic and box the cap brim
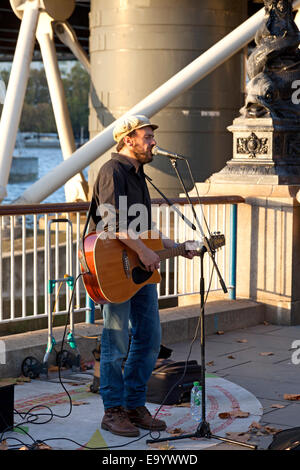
[114,122,158,142]
[138,123,159,131]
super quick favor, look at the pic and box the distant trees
[62,62,90,140]
[0,62,90,139]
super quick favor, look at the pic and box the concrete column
[89,0,247,197]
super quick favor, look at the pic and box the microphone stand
[146,157,257,450]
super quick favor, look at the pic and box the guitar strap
[144,173,196,231]
[78,200,92,273]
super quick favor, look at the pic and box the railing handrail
[0,196,245,216]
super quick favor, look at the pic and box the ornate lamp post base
[210,116,300,185]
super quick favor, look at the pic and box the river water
[4,146,88,204]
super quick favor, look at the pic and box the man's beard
[133,147,153,165]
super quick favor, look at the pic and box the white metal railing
[0,197,243,328]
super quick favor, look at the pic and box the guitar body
[81,231,162,304]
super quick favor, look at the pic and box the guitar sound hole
[132,267,153,284]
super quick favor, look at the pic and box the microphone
[152,145,186,161]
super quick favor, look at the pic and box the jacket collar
[111,152,145,175]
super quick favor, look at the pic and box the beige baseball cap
[113,114,158,143]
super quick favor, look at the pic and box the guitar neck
[156,243,188,261]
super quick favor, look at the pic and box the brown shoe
[126,406,167,431]
[101,406,140,437]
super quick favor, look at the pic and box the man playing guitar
[86,114,197,437]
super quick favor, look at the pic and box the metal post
[0,0,40,202]
[85,294,95,324]
[229,204,237,300]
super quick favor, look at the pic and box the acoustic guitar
[79,230,225,304]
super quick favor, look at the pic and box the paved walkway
[168,322,300,450]
[1,321,300,452]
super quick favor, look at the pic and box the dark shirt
[89,153,152,236]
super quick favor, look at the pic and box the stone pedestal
[210,117,300,186]
[192,181,300,325]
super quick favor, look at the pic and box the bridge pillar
[88,0,247,197]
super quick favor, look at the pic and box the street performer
[88,114,196,437]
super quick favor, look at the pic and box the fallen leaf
[166,427,183,436]
[216,331,224,335]
[249,421,262,431]
[249,422,281,435]
[237,339,248,343]
[225,432,251,443]
[259,352,274,356]
[270,403,285,409]
[72,401,89,406]
[219,409,250,419]
[284,393,300,401]
[206,361,214,366]
[264,426,281,435]
[227,355,235,359]
[218,412,231,419]
[35,443,52,450]
[148,442,174,450]
[0,439,8,451]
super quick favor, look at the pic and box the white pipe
[0,0,40,202]
[37,14,76,156]
[15,1,300,204]
[36,12,88,201]
[53,21,91,74]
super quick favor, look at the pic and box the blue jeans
[99,284,161,410]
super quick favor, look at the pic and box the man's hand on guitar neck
[162,235,198,260]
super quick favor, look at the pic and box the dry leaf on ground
[283,393,300,401]
[264,426,281,435]
[270,403,285,409]
[148,442,174,450]
[219,409,250,419]
[35,443,52,450]
[225,431,251,443]
[237,339,248,343]
[166,427,184,436]
[259,352,274,356]
[249,421,262,430]
[249,421,281,435]
[0,440,8,451]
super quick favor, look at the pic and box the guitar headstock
[184,232,225,253]
[208,232,225,251]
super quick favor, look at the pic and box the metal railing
[0,196,244,328]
